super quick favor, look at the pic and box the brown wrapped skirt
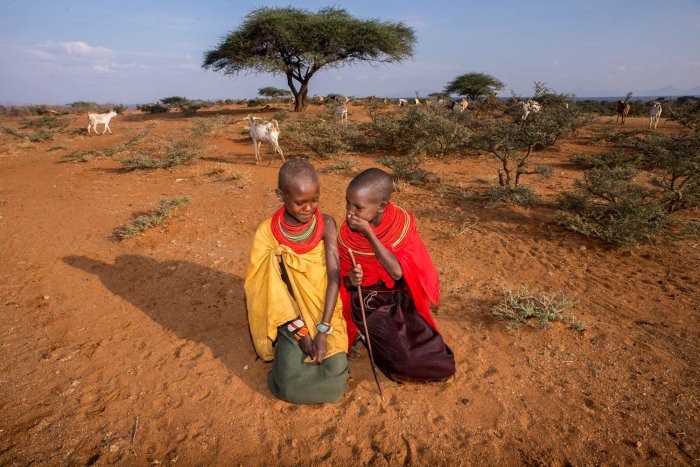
[350,281,455,382]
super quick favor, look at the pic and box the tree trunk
[294,79,311,112]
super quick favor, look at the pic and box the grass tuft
[492,286,583,331]
[323,158,357,173]
[115,196,191,240]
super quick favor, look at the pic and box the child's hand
[299,334,315,358]
[346,212,372,236]
[313,333,327,364]
[349,264,363,287]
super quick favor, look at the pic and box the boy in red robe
[338,168,455,382]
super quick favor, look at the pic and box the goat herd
[84,97,666,164]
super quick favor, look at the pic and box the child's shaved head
[278,159,319,192]
[347,168,394,203]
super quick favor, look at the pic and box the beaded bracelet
[287,318,305,333]
[292,326,309,341]
[316,322,334,335]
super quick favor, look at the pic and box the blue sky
[1,0,699,105]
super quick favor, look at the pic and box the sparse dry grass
[492,286,584,331]
[115,196,191,240]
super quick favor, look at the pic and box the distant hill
[570,85,700,100]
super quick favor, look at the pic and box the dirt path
[0,107,698,465]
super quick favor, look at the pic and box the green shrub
[323,158,357,173]
[137,103,169,114]
[666,98,700,132]
[569,152,640,169]
[625,133,700,213]
[19,114,70,131]
[492,286,583,331]
[246,98,267,107]
[379,155,432,185]
[282,113,354,158]
[0,125,59,142]
[556,166,668,246]
[364,106,469,156]
[159,96,189,108]
[177,100,210,115]
[469,119,551,187]
[486,185,540,206]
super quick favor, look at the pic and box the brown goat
[616,100,631,124]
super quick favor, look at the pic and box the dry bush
[64,125,154,163]
[282,113,356,158]
[492,286,583,331]
[115,197,191,240]
[379,155,433,185]
[323,158,357,173]
[363,106,469,156]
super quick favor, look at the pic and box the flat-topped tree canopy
[444,72,505,101]
[202,7,416,112]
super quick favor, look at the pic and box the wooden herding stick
[347,247,385,401]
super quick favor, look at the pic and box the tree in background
[203,7,416,112]
[444,72,505,100]
[159,97,190,109]
[258,87,292,99]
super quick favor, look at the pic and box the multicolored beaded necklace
[279,214,317,242]
[270,207,325,254]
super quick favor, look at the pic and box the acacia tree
[203,7,416,112]
[444,72,505,100]
[258,87,291,99]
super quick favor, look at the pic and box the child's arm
[346,212,402,281]
[313,214,341,364]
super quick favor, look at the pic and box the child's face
[345,187,387,227]
[277,180,320,225]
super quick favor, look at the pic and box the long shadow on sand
[64,254,267,395]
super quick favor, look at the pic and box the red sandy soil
[0,104,698,465]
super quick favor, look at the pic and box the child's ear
[275,189,283,202]
[378,201,388,212]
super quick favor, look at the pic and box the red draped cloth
[337,203,439,347]
[270,207,324,254]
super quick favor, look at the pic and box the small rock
[580,246,586,251]
[43,295,50,300]
[243,365,248,370]
[636,440,642,448]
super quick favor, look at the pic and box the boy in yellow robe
[245,159,348,404]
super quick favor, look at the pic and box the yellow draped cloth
[245,219,348,362]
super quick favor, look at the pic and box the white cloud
[58,41,112,57]
[24,47,57,61]
[93,62,137,74]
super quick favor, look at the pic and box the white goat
[521,100,542,120]
[451,98,469,113]
[414,98,421,105]
[398,98,407,107]
[649,101,662,129]
[87,110,117,135]
[336,104,348,124]
[242,115,284,164]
